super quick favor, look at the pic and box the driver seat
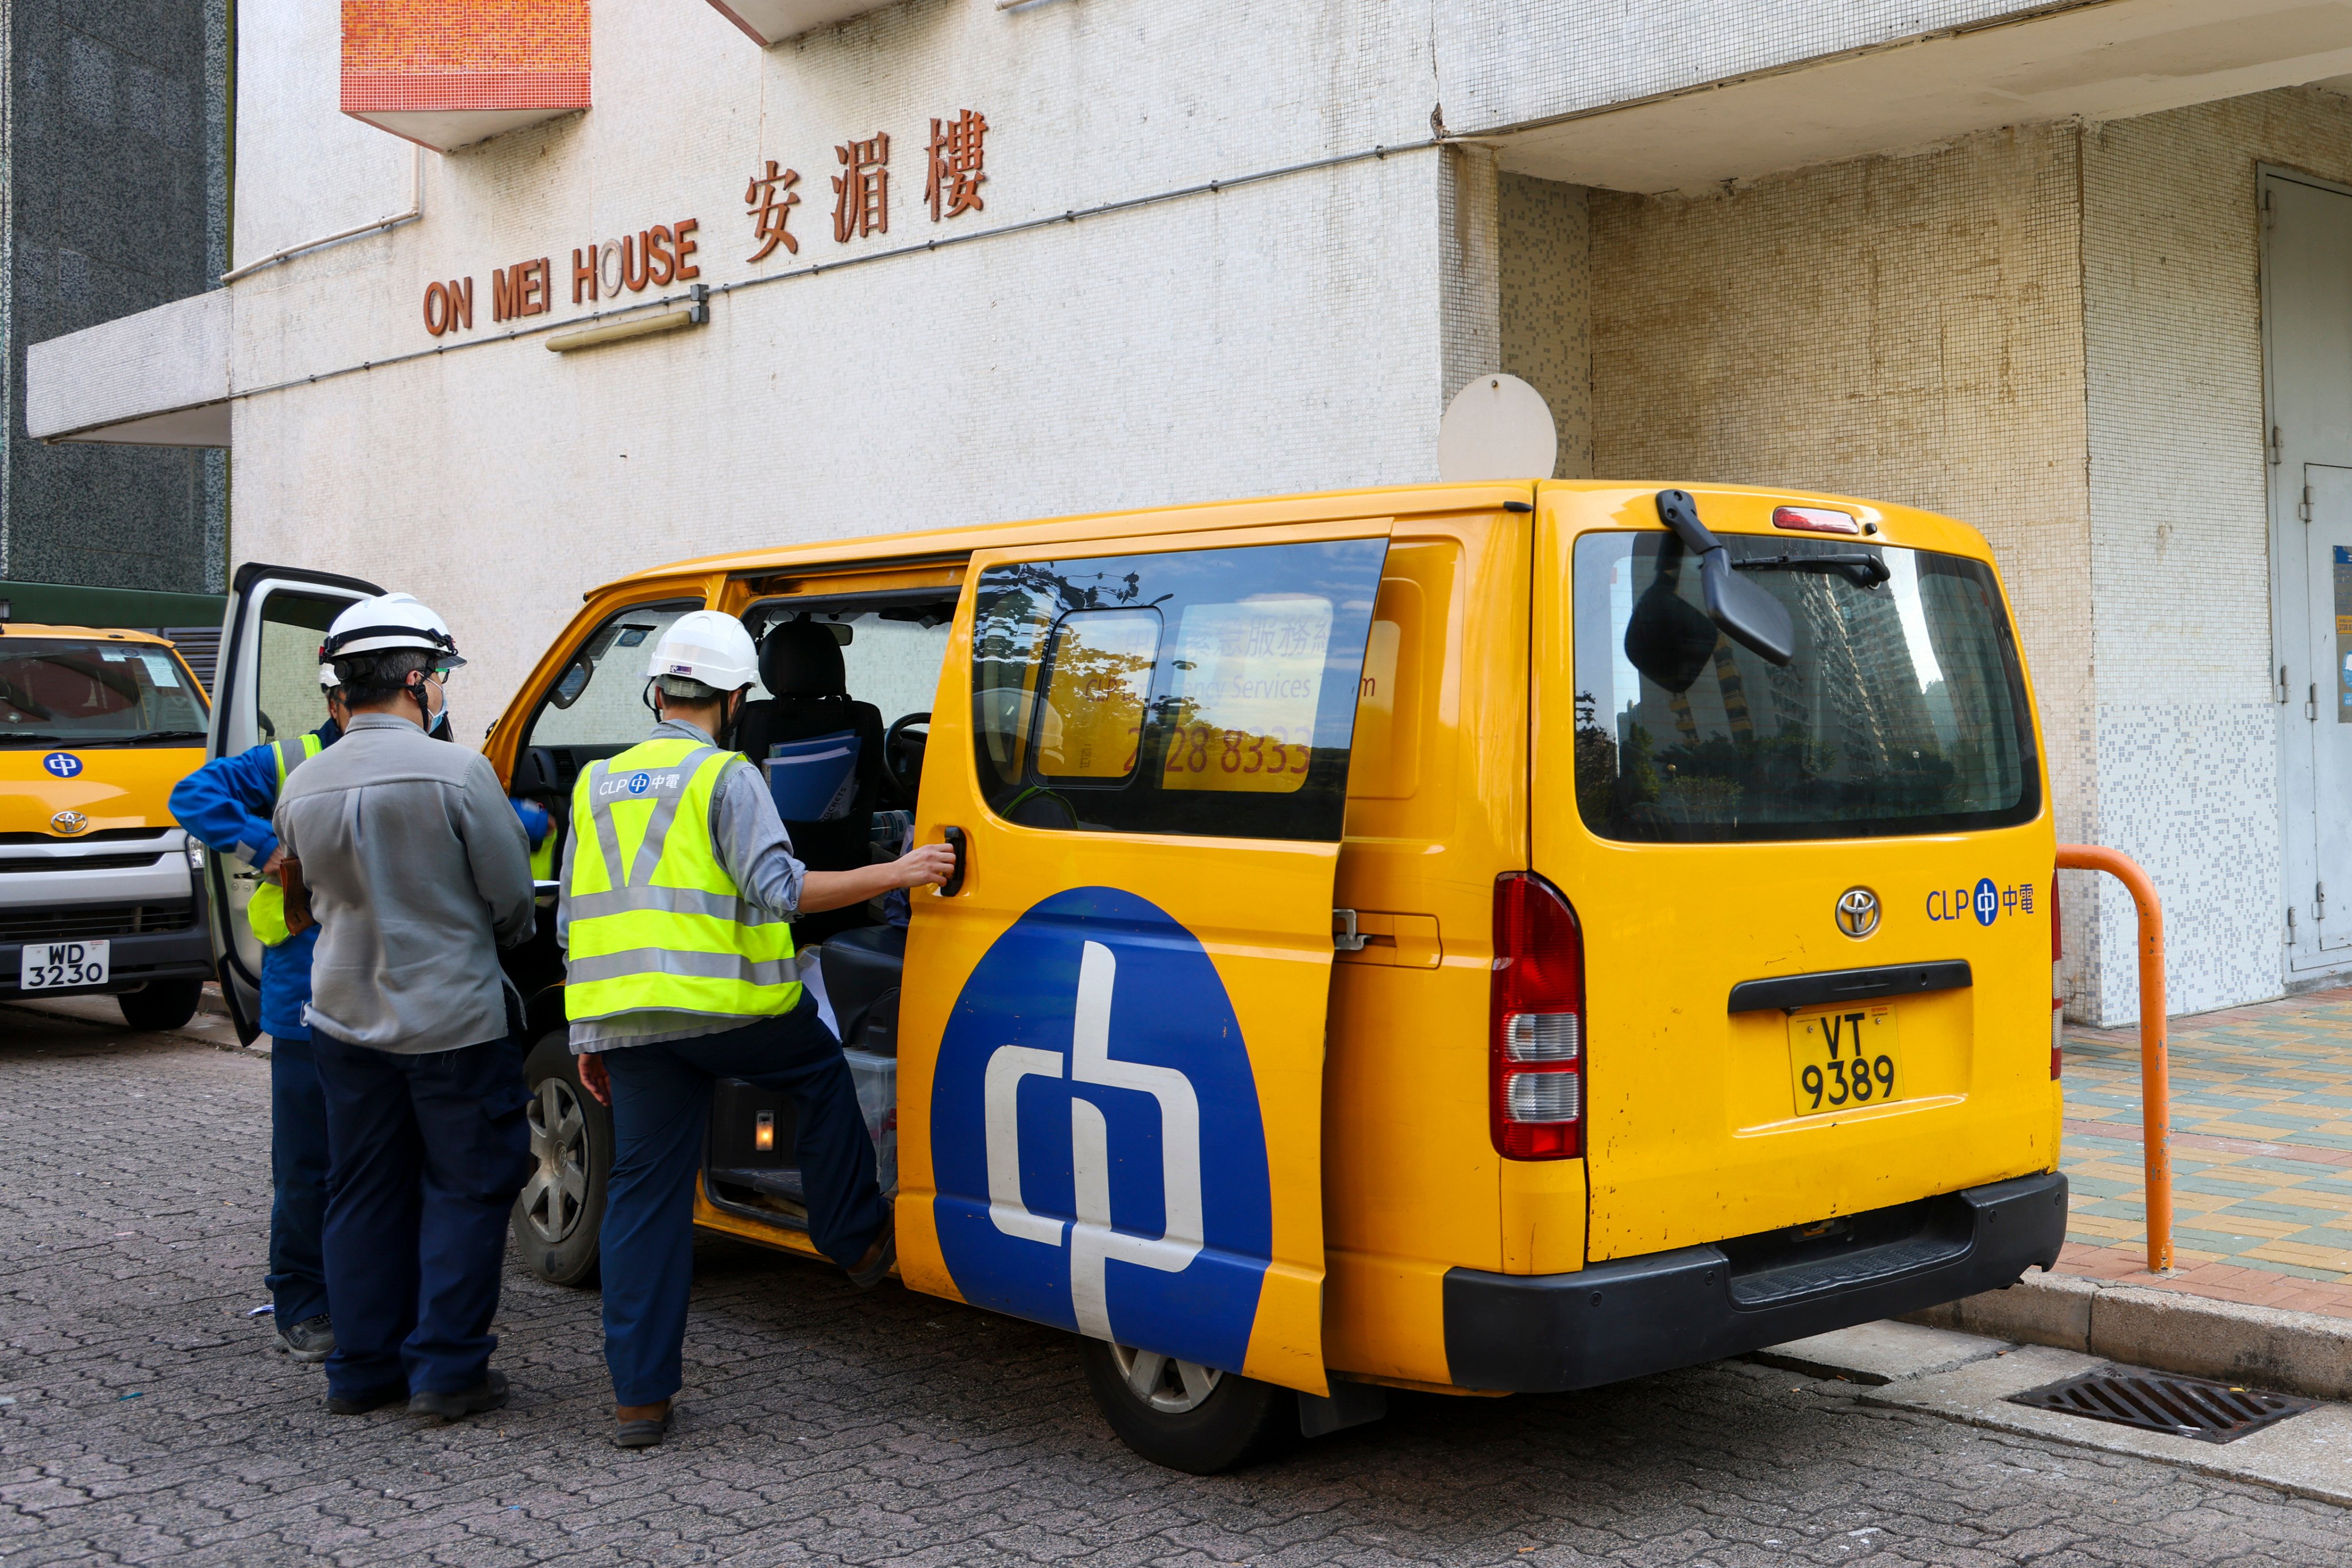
[732,622,887,939]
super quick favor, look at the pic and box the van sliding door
[895,522,1392,1396]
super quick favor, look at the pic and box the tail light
[1491,872,1584,1160]
[1772,505,1861,536]
[2050,876,2064,1079]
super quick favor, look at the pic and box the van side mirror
[1654,490,1795,667]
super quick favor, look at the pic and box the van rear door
[1532,485,2058,1261]
[897,521,1392,1396]
[204,564,381,1042]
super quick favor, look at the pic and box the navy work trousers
[313,1032,531,1401]
[599,999,885,1407]
[265,1034,331,1327]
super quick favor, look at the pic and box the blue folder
[763,732,861,821]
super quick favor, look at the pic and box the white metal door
[2304,467,2352,952]
[2261,172,2352,972]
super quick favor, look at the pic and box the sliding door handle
[936,825,968,898]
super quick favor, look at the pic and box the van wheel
[512,1030,609,1288]
[1079,1338,1299,1474]
[118,980,202,1032]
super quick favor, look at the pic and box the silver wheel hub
[520,1076,590,1245]
[1110,1343,1221,1413]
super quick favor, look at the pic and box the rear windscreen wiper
[120,730,209,744]
[1733,552,1890,588]
[0,732,72,747]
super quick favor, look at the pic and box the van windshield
[0,638,209,747]
[1573,532,2037,842]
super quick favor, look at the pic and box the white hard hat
[322,593,464,665]
[646,610,758,692]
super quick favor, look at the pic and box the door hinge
[2273,424,2286,465]
[2300,484,2314,522]
[2319,880,2328,920]
[2288,904,2298,943]
[2281,663,2293,703]
[2310,682,2320,721]
[1333,908,1368,952]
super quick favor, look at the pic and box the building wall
[1,0,228,593]
[1499,173,1590,480]
[1579,125,2110,1005]
[227,0,1465,717]
[1434,0,2068,138]
[2077,86,2352,1021]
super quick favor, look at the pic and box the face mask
[415,674,453,741]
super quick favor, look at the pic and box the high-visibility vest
[248,734,323,948]
[563,736,801,1022]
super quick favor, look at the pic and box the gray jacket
[274,713,536,1053]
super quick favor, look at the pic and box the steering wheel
[883,711,930,805]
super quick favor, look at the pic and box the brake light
[1491,872,1584,1160]
[2050,876,2064,1079]
[1772,505,1861,535]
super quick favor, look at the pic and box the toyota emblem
[51,810,90,836]
[1835,886,1880,938]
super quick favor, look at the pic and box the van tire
[512,1029,610,1288]
[118,980,202,1032]
[1078,1338,1299,1474]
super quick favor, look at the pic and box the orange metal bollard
[2055,844,2171,1273]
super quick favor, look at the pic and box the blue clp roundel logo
[626,771,651,795]
[1973,877,1999,926]
[931,887,1272,1373]
[41,752,82,779]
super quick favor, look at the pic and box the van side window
[971,538,1387,841]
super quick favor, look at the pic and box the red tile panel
[342,1,591,116]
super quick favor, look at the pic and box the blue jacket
[171,720,343,1039]
[171,721,555,1040]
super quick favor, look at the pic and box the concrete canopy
[1493,0,2352,193]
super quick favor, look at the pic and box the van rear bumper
[1442,1172,2067,1393]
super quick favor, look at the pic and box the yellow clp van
[212,481,2063,1472]
[2,624,214,1028]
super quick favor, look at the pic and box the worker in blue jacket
[171,666,352,1363]
[172,666,554,1365]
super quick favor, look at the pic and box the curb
[1904,1270,2352,1403]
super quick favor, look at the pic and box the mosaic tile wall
[1439,145,1502,422]
[2078,87,2352,1022]
[230,0,1451,718]
[1585,122,2097,902]
[1434,1,2055,138]
[1498,173,1590,480]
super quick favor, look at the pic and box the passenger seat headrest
[759,620,848,699]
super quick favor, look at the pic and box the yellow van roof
[573,480,1540,600]
[0,623,178,646]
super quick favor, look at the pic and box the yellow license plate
[1788,1003,1902,1114]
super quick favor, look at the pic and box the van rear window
[1572,533,2038,842]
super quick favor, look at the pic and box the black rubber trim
[1727,959,1972,1014]
[1441,1172,2067,1393]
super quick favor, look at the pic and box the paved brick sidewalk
[9,1007,2352,1565]
[2057,986,2352,1316]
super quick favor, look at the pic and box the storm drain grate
[2006,1366,2315,1444]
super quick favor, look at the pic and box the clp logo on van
[41,752,82,779]
[931,887,1272,1374]
[1925,877,2032,926]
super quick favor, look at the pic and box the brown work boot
[847,1215,895,1289]
[615,1398,674,1449]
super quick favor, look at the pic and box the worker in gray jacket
[273,592,536,1423]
